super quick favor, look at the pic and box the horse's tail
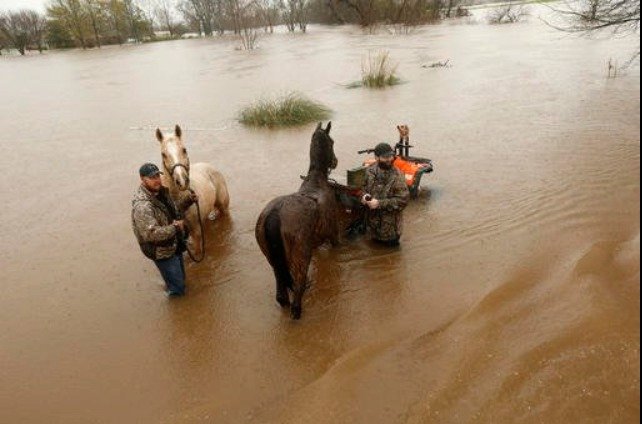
[264,208,293,290]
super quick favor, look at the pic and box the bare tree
[335,0,379,26]
[297,0,311,31]
[255,0,280,32]
[153,0,178,36]
[124,0,141,41]
[282,0,297,31]
[23,10,48,52]
[84,0,106,47]
[236,0,261,48]
[324,0,347,23]
[136,0,157,31]
[488,1,529,24]
[281,0,312,32]
[0,10,44,55]
[548,0,640,68]
[324,0,440,28]
[226,0,245,34]
[177,0,202,33]
[548,0,640,33]
[395,0,440,27]
[239,23,258,49]
[0,12,29,55]
[183,0,216,35]
[445,0,459,18]
[0,29,7,54]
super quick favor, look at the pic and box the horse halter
[167,162,190,180]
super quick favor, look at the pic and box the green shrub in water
[361,51,402,88]
[239,93,332,128]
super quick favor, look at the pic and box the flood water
[1,6,640,423]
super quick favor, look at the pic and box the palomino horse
[155,125,230,259]
[256,122,339,320]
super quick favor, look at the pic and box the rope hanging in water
[169,161,207,264]
[185,188,206,263]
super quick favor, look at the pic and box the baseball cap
[139,163,163,178]
[374,143,395,158]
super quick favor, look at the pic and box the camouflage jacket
[363,164,410,242]
[131,185,192,260]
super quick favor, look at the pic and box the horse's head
[155,125,191,191]
[310,122,338,174]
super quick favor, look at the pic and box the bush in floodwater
[361,50,402,88]
[487,2,530,24]
[238,93,332,128]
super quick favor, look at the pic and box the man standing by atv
[361,143,410,247]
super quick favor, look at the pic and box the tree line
[1,0,639,55]
[0,0,153,53]
[0,0,463,53]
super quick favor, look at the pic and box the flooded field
[0,6,639,423]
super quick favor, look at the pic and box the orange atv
[328,126,435,237]
[342,125,434,199]
[358,151,433,199]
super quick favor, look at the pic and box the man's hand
[173,220,185,232]
[366,198,381,210]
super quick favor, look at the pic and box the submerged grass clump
[238,93,332,128]
[361,50,402,88]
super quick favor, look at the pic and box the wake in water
[244,235,640,424]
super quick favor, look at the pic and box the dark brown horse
[256,122,339,320]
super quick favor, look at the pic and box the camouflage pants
[367,210,403,243]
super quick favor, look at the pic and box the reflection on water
[0,7,639,423]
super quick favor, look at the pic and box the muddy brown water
[1,8,640,424]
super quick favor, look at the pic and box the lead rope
[185,188,206,263]
[168,162,207,263]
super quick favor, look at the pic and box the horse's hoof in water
[290,306,302,320]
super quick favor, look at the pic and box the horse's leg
[208,208,221,222]
[273,269,291,308]
[259,207,291,309]
[207,188,222,221]
[215,181,230,215]
[208,184,230,221]
[209,170,230,217]
[290,250,312,320]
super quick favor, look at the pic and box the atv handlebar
[359,143,416,156]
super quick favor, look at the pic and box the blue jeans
[154,254,186,295]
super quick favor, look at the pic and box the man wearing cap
[361,143,410,247]
[131,163,197,296]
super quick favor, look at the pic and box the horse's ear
[316,122,323,132]
[397,125,402,131]
[175,125,182,138]
[156,128,164,143]
[325,121,332,134]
